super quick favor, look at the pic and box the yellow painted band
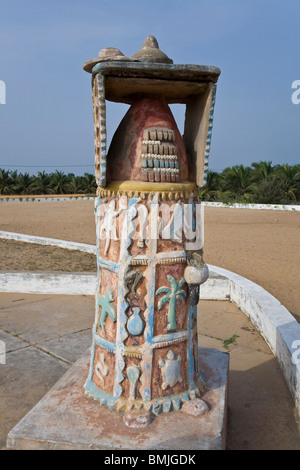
[102,180,197,193]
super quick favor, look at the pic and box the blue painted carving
[85,196,202,414]
[127,365,141,400]
[158,350,183,390]
[95,73,107,187]
[127,307,145,336]
[113,198,139,399]
[98,290,116,334]
[203,83,217,185]
[156,275,186,331]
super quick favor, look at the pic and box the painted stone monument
[83,36,220,423]
[6,36,228,450]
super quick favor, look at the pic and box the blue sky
[0,0,299,176]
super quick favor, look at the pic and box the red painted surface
[106,97,189,182]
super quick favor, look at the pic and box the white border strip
[0,271,97,296]
[202,202,300,211]
[0,196,95,203]
[0,265,299,415]
[0,231,96,255]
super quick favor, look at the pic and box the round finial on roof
[131,35,173,64]
[141,35,159,49]
[98,47,126,59]
[83,47,137,73]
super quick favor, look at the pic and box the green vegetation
[223,334,239,350]
[0,169,97,196]
[1,162,299,204]
[200,162,300,205]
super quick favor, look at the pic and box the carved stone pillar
[83,36,220,423]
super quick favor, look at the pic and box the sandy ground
[0,239,97,272]
[0,200,299,323]
[204,207,300,323]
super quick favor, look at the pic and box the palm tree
[221,164,255,199]
[199,170,221,201]
[251,161,282,204]
[10,170,18,188]
[156,275,187,331]
[251,161,274,182]
[81,172,96,194]
[49,171,69,194]
[0,169,14,195]
[251,175,284,204]
[31,171,54,194]
[276,164,300,201]
[14,172,33,195]
[67,176,83,194]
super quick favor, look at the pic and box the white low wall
[202,202,300,211]
[0,231,96,254]
[0,271,97,295]
[0,196,95,203]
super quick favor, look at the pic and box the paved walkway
[0,293,299,450]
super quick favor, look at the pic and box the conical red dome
[106,96,189,183]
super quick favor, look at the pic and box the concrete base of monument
[6,347,229,451]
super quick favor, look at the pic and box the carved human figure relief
[99,200,124,256]
[98,290,117,334]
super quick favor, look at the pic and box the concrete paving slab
[198,333,225,351]
[6,347,229,451]
[0,294,28,309]
[198,299,271,354]
[228,346,300,450]
[0,294,95,343]
[0,346,69,449]
[0,329,28,353]
[39,330,93,364]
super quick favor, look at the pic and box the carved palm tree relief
[156,275,186,331]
